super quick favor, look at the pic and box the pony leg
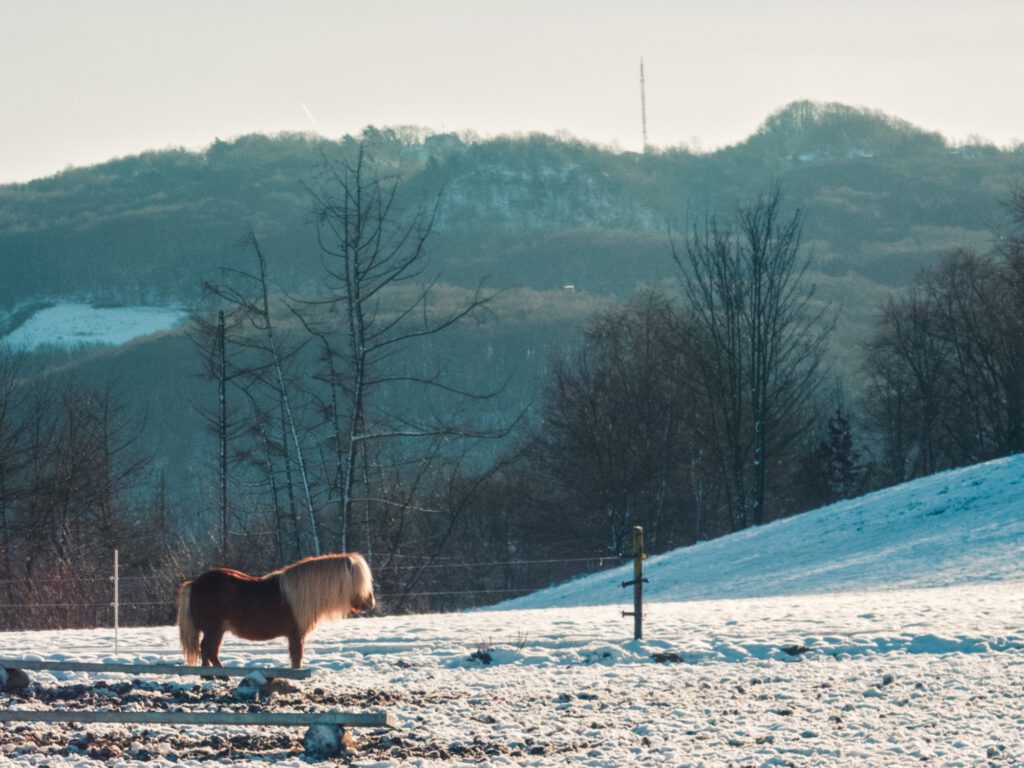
[287,632,304,669]
[200,627,225,667]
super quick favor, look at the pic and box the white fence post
[112,549,120,654]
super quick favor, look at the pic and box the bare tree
[201,231,321,556]
[3,378,149,559]
[0,346,30,571]
[864,283,947,480]
[532,291,703,553]
[865,244,1024,479]
[673,186,833,527]
[189,300,270,559]
[297,142,508,557]
[0,372,193,631]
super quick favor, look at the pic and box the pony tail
[177,580,200,665]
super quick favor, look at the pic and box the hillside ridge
[2,100,1022,308]
[500,454,1024,609]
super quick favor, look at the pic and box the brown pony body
[176,553,374,669]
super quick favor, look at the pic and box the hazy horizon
[2,0,1022,184]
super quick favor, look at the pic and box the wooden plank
[0,709,397,729]
[0,659,311,680]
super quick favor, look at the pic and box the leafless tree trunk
[248,235,321,555]
[0,346,30,571]
[203,232,322,556]
[217,310,228,556]
[189,306,248,559]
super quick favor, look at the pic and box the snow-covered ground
[2,304,186,351]
[2,456,1023,766]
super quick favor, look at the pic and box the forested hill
[2,100,1023,307]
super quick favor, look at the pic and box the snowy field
[1,456,1023,766]
[2,304,186,351]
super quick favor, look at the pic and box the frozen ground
[2,303,185,351]
[1,456,1023,766]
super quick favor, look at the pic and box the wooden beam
[0,659,311,680]
[0,709,397,729]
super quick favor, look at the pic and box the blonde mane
[276,553,374,634]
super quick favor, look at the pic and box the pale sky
[1,0,1022,184]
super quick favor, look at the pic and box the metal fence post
[620,525,647,640]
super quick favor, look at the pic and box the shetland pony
[176,553,375,669]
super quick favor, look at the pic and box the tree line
[0,361,183,630]
[1,144,1022,628]
[864,190,1024,481]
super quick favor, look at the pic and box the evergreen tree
[817,407,863,502]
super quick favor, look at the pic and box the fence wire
[0,553,627,631]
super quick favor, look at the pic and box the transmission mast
[640,57,649,153]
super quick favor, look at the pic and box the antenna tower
[640,57,649,153]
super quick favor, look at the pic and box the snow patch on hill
[2,303,186,351]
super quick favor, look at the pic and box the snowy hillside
[1,458,1022,766]
[503,454,1024,609]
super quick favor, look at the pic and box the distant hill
[501,454,1024,609]
[2,101,1022,310]
[3,102,1023,507]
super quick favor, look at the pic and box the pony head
[278,552,376,633]
[346,552,376,614]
